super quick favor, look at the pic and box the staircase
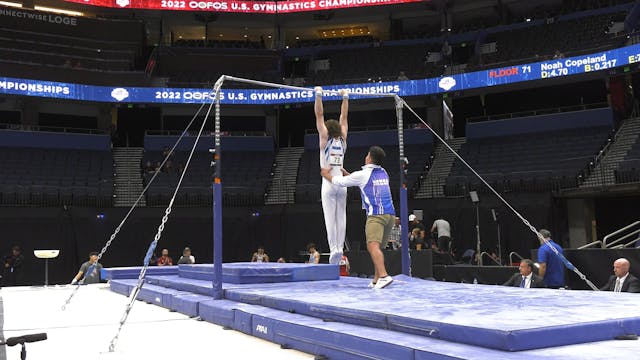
[113,147,146,207]
[265,147,304,205]
[580,117,640,188]
[415,138,466,198]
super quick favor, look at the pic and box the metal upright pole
[212,77,224,300]
[395,96,411,276]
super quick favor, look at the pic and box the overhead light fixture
[34,6,83,16]
[0,1,22,8]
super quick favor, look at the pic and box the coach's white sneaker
[368,281,376,288]
[374,276,393,289]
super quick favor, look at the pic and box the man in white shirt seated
[503,259,546,288]
[600,258,640,293]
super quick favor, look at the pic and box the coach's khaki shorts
[365,214,395,249]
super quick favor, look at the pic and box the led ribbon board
[2,43,639,104]
[62,0,424,13]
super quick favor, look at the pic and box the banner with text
[63,0,423,13]
[2,43,640,104]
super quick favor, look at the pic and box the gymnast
[314,86,349,265]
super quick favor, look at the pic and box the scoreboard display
[1,43,639,104]
[62,0,423,13]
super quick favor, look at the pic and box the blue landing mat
[109,279,640,359]
[103,263,338,284]
[179,262,339,283]
[199,298,640,360]
[137,274,640,351]
[146,275,215,296]
[108,266,640,352]
[221,275,640,351]
[101,266,178,280]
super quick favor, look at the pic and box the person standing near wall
[3,245,25,286]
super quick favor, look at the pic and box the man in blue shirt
[321,146,395,289]
[537,229,565,288]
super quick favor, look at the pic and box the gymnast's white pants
[321,179,347,264]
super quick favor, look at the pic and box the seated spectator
[164,159,173,173]
[410,228,425,250]
[144,161,155,173]
[251,246,270,262]
[600,258,640,293]
[397,71,409,80]
[461,249,476,264]
[306,243,320,264]
[503,259,546,288]
[162,146,172,159]
[386,217,401,250]
[276,257,286,263]
[409,214,425,233]
[157,248,173,266]
[178,247,195,264]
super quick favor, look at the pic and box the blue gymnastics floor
[106,263,640,358]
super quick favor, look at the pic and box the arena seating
[482,10,627,66]
[309,43,441,85]
[0,2,632,89]
[615,139,640,184]
[142,139,275,207]
[0,6,144,73]
[298,4,630,85]
[0,147,113,207]
[157,46,280,87]
[0,28,137,71]
[0,128,113,207]
[445,126,612,195]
